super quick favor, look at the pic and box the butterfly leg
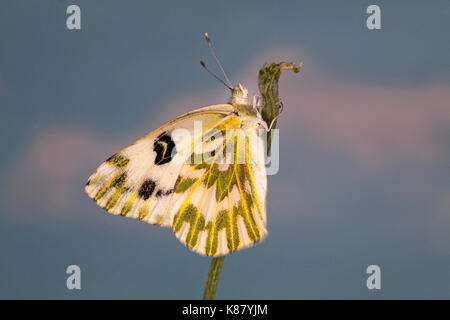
[267,101,284,131]
[252,94,262,112]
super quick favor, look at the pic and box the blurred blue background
[1,0,449,299]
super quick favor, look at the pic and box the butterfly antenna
[200,60,232,90]
[204,33,232,87]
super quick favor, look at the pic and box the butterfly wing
[85,104,235,226]
[171,115,268,256]
[86,104,268,256]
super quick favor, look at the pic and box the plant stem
[202,256,225,300]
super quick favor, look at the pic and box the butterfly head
[230,83,269,131]
[230,83,249,106]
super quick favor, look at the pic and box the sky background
[1,0,449,299]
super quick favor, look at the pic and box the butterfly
[85,34,280,256]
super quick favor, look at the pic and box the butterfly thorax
[230,83,268,130]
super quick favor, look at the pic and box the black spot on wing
[156,188,174,198]
[138,179,156,200]
[153,132,176,165]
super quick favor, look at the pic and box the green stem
[201,61,301,300]
[202,256,225,300]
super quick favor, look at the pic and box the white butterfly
[85,34,279,256]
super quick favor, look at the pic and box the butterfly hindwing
[172,115,268,256]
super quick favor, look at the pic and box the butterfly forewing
[85,106,232,225]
